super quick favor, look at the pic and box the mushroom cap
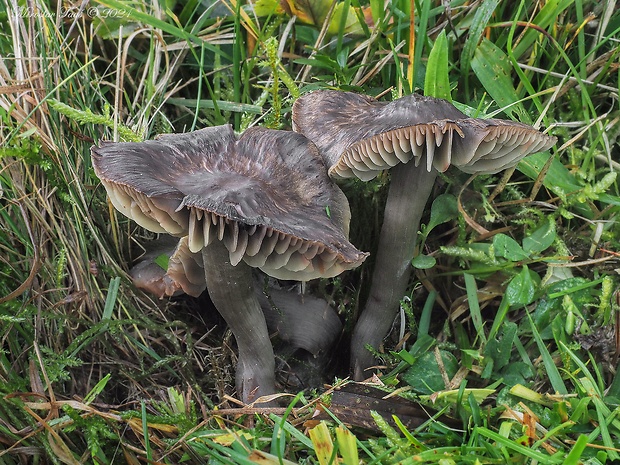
[92,125,368,281]
[292,90,557,180]
[166,236,206,297]
[128,236,192,298]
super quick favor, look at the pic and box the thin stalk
[202,241,275,403]
[351,162,437,380]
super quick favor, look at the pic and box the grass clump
[1,0,619,463]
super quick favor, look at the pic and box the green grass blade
[102,276,121,321]
[511,0,575,60]
[94,0,222,54]
[527,312,567,395]
[309,422,335,465]
[417,291,436,338]
[412,0,432,90]
[461,0,500,77]
[464,273,486,345]
[167,98,263,114]
[335,425,359,465]
[424,30,450,101]
[475,427,564,463]
[563,434,589,465]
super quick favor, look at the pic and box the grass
[0,0,619,463]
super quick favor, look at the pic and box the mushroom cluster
[94,90,556,400]
[92,125,367,402]
[292,90,557,379]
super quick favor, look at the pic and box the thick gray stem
[202,241,275,403]
[351,163,437,379]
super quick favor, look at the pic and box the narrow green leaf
[563,434,589,465]
[413,0,432,90]
[528,312,567,394]
[95,0,220,52]
[391,348,416,365]
[424,30,450,100]
[270,414,314,450]
[418,292,436,338]
[475,427,564,463]
[509,384,556,407]
[461,0,500,74]
[511,0,573,59]
[83,374,111,404]
[141,400,152,462]
[464,273,486,344]
[102,276,121,321]
[392,415,426,451]
[309,422,334,465]
[471,38,527,119]
[335,426,359,465]
[369,0,384,25]
[167,98,263,114]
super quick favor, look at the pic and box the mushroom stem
[202,240,276,403]
[351,162,437,380]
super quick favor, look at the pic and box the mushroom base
[351,162,438,380]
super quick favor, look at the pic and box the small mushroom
[293,90,557,379]
[166,236,207,297]
[128,236,178,298]
[92,125,367,402]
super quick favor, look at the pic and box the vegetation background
[0,0,619,463]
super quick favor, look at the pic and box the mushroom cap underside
[166,236,206,297]
[92,125,368,281]
[292,90,557,180]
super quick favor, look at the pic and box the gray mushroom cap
[292,90,557,180]
[92,125,368,281]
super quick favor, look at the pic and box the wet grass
[0,0,619,463]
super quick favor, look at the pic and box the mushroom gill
[293,90,556,180]
[332,121,464,180]
[166,236,206,297]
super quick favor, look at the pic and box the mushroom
[292,90,557,379]
[92,125,367,402]
[129,236,206,298]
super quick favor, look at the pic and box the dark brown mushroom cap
[292,90,556,180]
[92,125,367,281]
